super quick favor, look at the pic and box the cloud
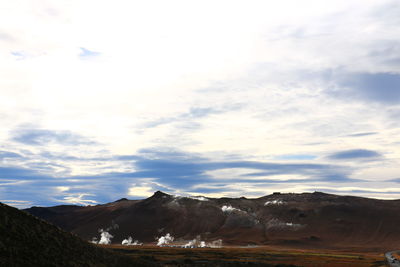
[332,72,400,105]
[128,185,153,197]
[0,31,14,42]
[305,186,400,196]
[10,51,28,60]
[240,173,353,183]
[346,132,378,137]
[0,151,23,159]
[0,146,361,207]
[0,166,48,180]
[79,47,101,59]
[137,148,202,160]
[62,193,98,205]
[368,40,400,69]
[328,149,381,160]
[88,148,358,189]
[11,128,96,146]
[371,1,400,27]
[274,154,317,160]
[0,200,32,208]
[142,106,236,128]
[2,1,400,206]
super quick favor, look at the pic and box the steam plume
[209,239,223,248]
[221,205,240,213]
[157,233,174,246]
[182,235,207,248]
[90,222,118,245]
[121,236,142,246]
[90,229,114,245]
[264,200,284,205]
[98,229,113,244]
[182,237,223,248]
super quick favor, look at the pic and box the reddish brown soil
[105,245,387,267]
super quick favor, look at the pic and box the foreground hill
[25,191,400,252]
[0,202,155,266]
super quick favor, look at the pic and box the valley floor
[103,245,388,267]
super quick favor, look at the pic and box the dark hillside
[25,191,400,252]
[0,202,155,267]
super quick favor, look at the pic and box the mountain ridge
[25,191,400,252]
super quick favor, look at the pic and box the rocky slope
[25,191,400,252]
[0,202,156,266]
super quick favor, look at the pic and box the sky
[1,0,400,208]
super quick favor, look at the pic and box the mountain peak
[115,198,129,202]
[151,191,170,198]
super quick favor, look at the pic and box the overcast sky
[1,0,400,208]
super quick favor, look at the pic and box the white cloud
[0,199,33,208]
[56,186,69,192]
[128,185,154,197]
[62,193,98,205]
[1,0,400,205]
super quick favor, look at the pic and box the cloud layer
[1,0,400,207]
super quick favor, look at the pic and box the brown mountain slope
[25,191,400,252]
[0,202,156,267]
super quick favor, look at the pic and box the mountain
[25,191,400,252]
[0,202,156,266]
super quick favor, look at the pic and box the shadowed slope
[0,202,155,267]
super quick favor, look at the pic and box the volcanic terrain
[25,191,400,252]
[0,202,156,266]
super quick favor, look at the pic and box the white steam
[182,237,223,248]
[157,233,174,246]
[121,236,142,246]
[90,222,119,245]
[98,229,113,244]
[208,239,223,248]
[264,200,284,205]
[105,221,119,231]
[221,205,241,213]
[266,218,304,230]
[90,230,113,245]
[182,235,206,248]
[188,196,209,201]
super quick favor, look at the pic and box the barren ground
[104,245,387,267]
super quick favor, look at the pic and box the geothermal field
[9,191,397,266]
